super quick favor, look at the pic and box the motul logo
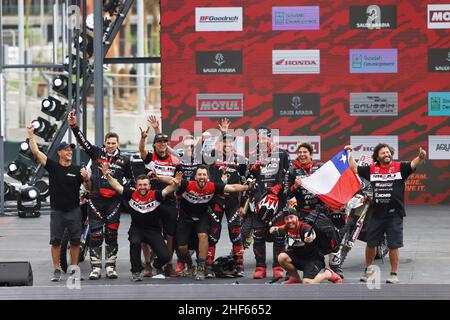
[196,94,244,117]
[275,59,317,65]
[199,99,242,111]
[430,10,450,22]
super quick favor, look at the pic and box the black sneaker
[131,272,143,282]
[51,269,61,282]
[235,265,245,277]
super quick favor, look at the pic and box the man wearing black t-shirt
[348,143,426,284]
[27,123,89,282]
[176,165,253,280]
[100,162,182,281]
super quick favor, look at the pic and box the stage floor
[0,205,449,300]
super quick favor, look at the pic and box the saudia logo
[275,59,317,65]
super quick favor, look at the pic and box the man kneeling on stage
[100,162,182,281]
[270,210,342,284]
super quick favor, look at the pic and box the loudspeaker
[0,262,33,286]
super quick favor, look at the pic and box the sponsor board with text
[196,51,243,74]
[350,136,398,160]
[272,6,320,30]
[273,50,320,74]
[196,94,244,117]
[428,48,450,72]
[350,49,398,73]
[276,136,321,160]
[428,4,450,29]
[273,93,320,117]
[195,7,243,31]
[428,92,450,116]
[350,92,398,116]
[428,136,450,159]
[349,5,397,30]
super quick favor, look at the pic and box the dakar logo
[291,96,302,109]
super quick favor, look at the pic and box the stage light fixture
[74,32,94,58]
[17,185,41,218]
[33,180,50,201]
[31,117,57,142]
[18,139,47,161]
[7,160,33,185]
[64,54,89,77]
[41,96,68,121]
[52,75,76,98]
[4,182,18,201]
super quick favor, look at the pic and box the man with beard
[139,126,180,277]
[68,112,133,280]
[100,162,182,281]
[347,143,426,284]
[287,142,345,278]
[176,165,253,280]
[269,210,342,284]
[206,133,248,278]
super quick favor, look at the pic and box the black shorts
[176,214,209,247]
[367,212,403,249]
[286,248,325,279]
[50,207,82,246]
[159,201,177,237]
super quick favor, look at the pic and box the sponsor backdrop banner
[429,136,450,159]
[349,5,397,30]
[428,92,450,116]
[350,136,399,160]
[278,136,321,160]
[350,92,398,116]
[161,1,450,205]
[272,6,320,30]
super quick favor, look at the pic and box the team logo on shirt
[182,191,214,204]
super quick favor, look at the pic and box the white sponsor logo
[196,94,244,117]
[370,172,402,181]
[129,199,161,214]
[428,4,450,29]
[428,135,450,159]
[277,136,321,160]
[182,191,214,204]
[196,7,243,31]
[351,136,398,160]
[273,50,320,74]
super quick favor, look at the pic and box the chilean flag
[301,150,361,210]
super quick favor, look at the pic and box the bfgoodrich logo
[428,4,450,29]
[429,92,450,116]
[196,51,242,74]
[278,136,321,160]
[350,49,397,73]
[350,92,398,116]
[273,50,320,74]
[428,48,450,72]
[196,94,243,117]
[429,136,450,159]
[195,7,243,31]
[272,6,320,30]
[349,5,397,29]
[351,136,398,160]
[273,93,320,116]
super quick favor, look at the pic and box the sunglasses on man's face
[155,139,169,143]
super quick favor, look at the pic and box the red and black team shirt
[288,160,325,212]
[177,180,225,219]
[143,151,179,190]
[358,161,414,217]
[285,220,320,258]
[122,188,164,228]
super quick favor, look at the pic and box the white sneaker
[386,273,399,284]
[105,266,118,279]
[360,265,376,282]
